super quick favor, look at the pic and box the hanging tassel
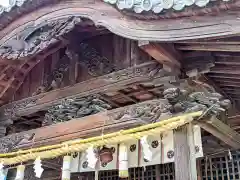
[33,157,44,178]
[62,155,72,180]
[140,136,152,162]
[86,146,98,169]
[0,169,7,180]
[15,165,25,180]
[118,144,129,178]
[0,163,4,180]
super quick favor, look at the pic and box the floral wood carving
[42,87,231,127]
[163,88,231,115]
[66,43,115,76]
[109,88,231,123]
[0,133,35,153]
[66,46,164,78]
[105,62,164,82]
[32,57,69,96]
[4,98,38,118]
[0,87,231,153]
[0,16,81,59]
[42,96,112,126]
[108,99,172,123]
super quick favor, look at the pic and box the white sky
[0,0,10,7]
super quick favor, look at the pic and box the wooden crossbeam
[208,74,240,80]
[138,41,181,69]
[210,67,240,75]
[176,44,240,52]
[196,116,240,149]
[0,99,169,151]
[0,61,173,121]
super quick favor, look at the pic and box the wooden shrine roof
[0,0,237,23]
[104,0,233,14]
[0,0,240,158]
[0,0,28,14]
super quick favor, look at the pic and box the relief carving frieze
[0,133,35,153]
[163,88,231,116]
[0,16,81,59]
[108,87,231,123]
[105,62,164,82]
[42,96,112,126]
[108,99,172,123]
[4,98,38,118]
[0,86,231,153]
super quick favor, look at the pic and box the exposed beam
[210,67,240,75]
[138,42,181,68]
[196,116,240,149]
[0,61,173,121]
[224,92,240,96]
[182,51,212,58]
[214,79,240,84]
[175,39,240,45]
[218,82,240,88]
[176,44,240,52]
[208,74,240,80]
[213,52,240,57]
[0,99,170,151]
[214,61,240,66]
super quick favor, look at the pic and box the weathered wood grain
[0,61,170,121]
[173,123,197,180]
[176,44,240,52]
[139,42,181,68]
[0,99,170,151]
[197,116,240,149]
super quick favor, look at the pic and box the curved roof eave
[104,0,232,14]
[0,0,239,42]
[0,0,56,31]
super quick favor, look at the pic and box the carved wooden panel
[12,34,149,103]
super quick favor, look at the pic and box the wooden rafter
[176,44,240,52]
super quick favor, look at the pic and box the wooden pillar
[174,123,197,180]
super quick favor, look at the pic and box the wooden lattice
[200,152,240,180]
[97,164,175,180]
[96,152,240,180]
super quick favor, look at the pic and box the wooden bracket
[138,41,181,70]
[196,116,240,149]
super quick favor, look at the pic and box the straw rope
[0,111,202,165]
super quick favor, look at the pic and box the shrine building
[0,0,239,179]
